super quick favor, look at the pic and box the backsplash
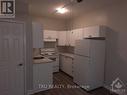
[57,46,74,54]
[33,46,74,57]
[44,42,56,48]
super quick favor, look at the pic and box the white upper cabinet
[32,22,43,48]
[68,28,83,46]
[74,28,84,40]
[44,30,58,42]
[83,26,106,38]
[58,25,106,46]
[58,31,68,46]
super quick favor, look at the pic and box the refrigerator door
[73,55,91,89]
[75,40,90,57]
[74,39,105,91]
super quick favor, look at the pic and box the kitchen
[32,19,107,94]
[0,0,126,95]
[30,0,127,95]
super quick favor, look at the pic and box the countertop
[60,53,74,59]
[33,57,54,64]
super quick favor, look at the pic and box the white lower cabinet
[33,63,53,93]
[53,58,59,73]
[60,55,73,77]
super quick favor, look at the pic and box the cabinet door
[74,28,83,40]
[83,26,106,38]
[33,63,53,91]
[69,30,75,46]
[60,55,66,71]
[64,57,73,76]
[84,26,98,38]
[69,28,83,46]
[60,55,73,76]
[32,22,43,48]
[58,31,67,46]
[44,30,58,41]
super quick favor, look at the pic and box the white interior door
[0,21,25,95]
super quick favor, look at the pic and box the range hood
[44,38,57,42]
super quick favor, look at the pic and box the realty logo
[111,78,126,94]
[0,0,15,18]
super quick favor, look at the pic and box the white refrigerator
[73,39,105,91]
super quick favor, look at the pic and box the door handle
[18,63,23,66]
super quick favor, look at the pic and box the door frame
[0,19,27,95]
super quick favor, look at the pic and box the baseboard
[27,88,51,95]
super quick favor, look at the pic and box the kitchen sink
[49,57,56,61]
[33,56,45,59]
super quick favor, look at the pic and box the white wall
[69,0,127,86]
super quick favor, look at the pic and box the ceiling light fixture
[55,0,83,14]
[56,7,69,14]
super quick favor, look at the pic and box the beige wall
[69,0,127,86]
[31,16,67,31]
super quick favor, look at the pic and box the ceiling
[29,0,120,20]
